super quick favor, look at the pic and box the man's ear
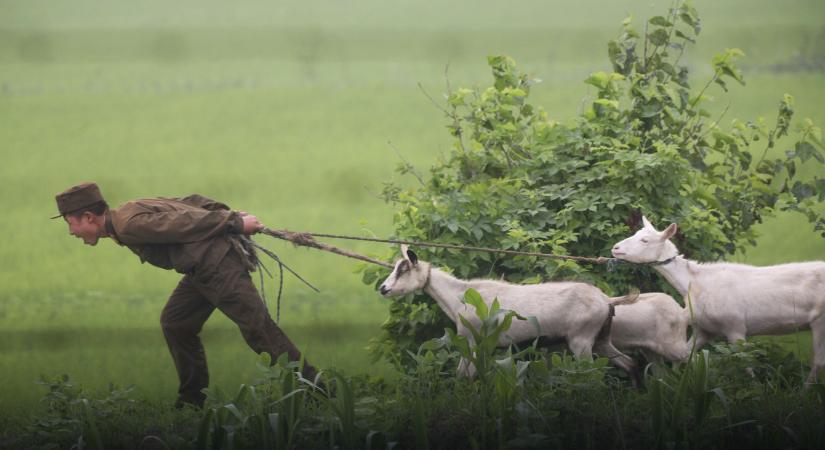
[662,223,678,240]
[406,249,419,266]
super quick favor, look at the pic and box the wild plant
[710,340,810,398]
[29,374,84,446]
[191,353,311,450]
[26,374,135,450]
[406,334,459,401]
[422,288,535,449]
[520,352,619,449]
[185,353,396,450]
[311,369,359,450]
[647,349,731,449]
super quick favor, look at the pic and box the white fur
[379,246,641,385]
[611,292,691,363]
[612,216,825,384]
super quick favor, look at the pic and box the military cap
[52,182,105,219]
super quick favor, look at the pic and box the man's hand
[238,211,264,235]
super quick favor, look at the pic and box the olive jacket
[104,194,245,273]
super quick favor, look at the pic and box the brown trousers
[160,250,316,407]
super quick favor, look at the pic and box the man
[54,182,319,408]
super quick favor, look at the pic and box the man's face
[64,213,101,246]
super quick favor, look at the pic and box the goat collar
[421,265,433,292]
[646,255,680,266]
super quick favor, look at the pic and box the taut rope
[260,228,395,268]
[259,227,625,269]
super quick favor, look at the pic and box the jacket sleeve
[116,208,244,245]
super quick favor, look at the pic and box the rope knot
[284,230,318,247]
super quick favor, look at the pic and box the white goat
[378,246,643,386]
[612,216,825,385]
[611,292,691,363]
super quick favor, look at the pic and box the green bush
[365,0,825,365]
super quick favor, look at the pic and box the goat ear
[661,223,678,240]
[641,215,655,230]
[406,249,419,266]
[400,244,410,260]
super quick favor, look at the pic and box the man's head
[54,182,110,246]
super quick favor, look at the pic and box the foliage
[366,0,825,362]
[424,288,535,449]
[195,353,313,450]
[642,339,824,450]
[11,340,824,449]
[16,374,186,450]
[647,350,730,449]
[709,339,810,399]
[190,353,392,450]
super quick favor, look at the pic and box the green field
[1,0,824,421]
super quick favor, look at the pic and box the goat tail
[607,287,640,306]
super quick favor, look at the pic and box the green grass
[1,0,824,419]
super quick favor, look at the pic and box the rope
[231,235,280,319]
[276,261,284,322]
[262,228,621,267]
[253,256,285,322]
[249,240,321,293]
[260,228,394,268]
[244,239,320,323]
